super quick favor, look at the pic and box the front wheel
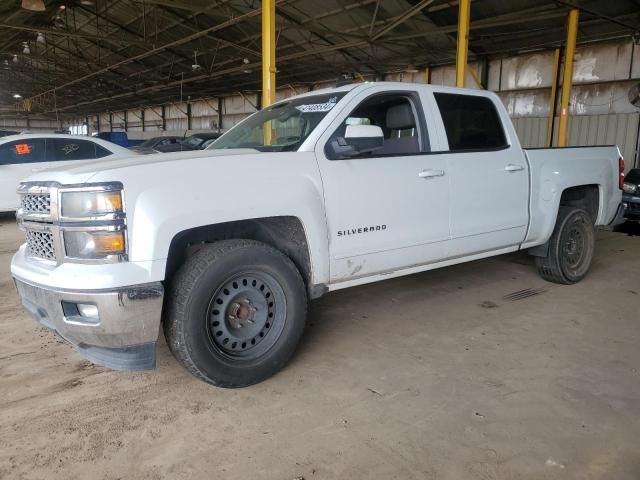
[535,207,595,284]
[165,239,307,388]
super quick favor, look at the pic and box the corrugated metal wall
[512,113,640,168]
[511,117,548,148]
[0,117,60,132]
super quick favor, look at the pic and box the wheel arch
[164,216,325,298]
[528,184,600,257]
[559,184,600,223]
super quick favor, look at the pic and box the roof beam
[25,2,292,105]
[370,0,436,41]
[130,0,216,12]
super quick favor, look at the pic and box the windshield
[211,92,346,152]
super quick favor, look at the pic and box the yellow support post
[546,48,560,147]
[557,9,579,147]
[262,0,276,145]
[455,0,471,88]
[261,0,276,108]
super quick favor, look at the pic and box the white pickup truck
[11,82,625,388]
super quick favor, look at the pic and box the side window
[50,139,100,161]
[325,92,428,160]
[0,139,46,165]
[94,144,112,158]
[434,93,507,151]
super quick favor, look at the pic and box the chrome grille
[25,230,56,261]
[20,193,51,215]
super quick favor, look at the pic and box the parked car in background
[622,168,640,220]
[171,132,222,151]
[0,134,133,212]
[0,130,20,138]
[201,137,220,149]
[129,136,183,154]
[94,131,145,148]
[158,132,222,152]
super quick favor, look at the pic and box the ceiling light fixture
[191,50,201,70]
[13,93,22,99]
[22,43,31,55]
[12,54,18,63]
[36,32,45,45]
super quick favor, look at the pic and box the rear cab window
[434,93,508,151]
[0,139,46,165]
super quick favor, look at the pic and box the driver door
[315,88,451,282]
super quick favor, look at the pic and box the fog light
[77,303,99,319]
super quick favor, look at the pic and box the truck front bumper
[13,277,163,371]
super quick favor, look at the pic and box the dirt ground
[1,214,639,480]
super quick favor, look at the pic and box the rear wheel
[535,207,595,284]
[165,239,307,388]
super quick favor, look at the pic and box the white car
[11,82,625,387]
[0,134,132,212]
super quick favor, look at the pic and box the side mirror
[330,125,384,158]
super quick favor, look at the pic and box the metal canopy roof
[0,0,638,117]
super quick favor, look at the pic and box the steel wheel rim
[206,271,287,359]
[562,222,586,271]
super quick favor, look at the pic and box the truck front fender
[93,152,331,287]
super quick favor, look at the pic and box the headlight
[61,189,123,219]
[63,229,126,260]
[622,182,637,194]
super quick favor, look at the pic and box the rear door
[0,138,48,211]
[431,92,530,256]
[315,87,451,282]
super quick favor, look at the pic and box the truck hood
[24,148,259,184]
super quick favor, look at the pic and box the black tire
[535,207,595,284]
[164,239,307,388]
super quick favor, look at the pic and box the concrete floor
[1,214,639,480]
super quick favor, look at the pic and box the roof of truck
[283,81,499,103]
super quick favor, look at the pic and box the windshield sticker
[61,143,80,155]
[15,143,31,155]
[296,96,339,113]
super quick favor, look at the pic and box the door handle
[504,164,525,172]
[418,169,445,179]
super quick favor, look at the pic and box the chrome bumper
[607,202,627,227]
[13,277,163,371]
